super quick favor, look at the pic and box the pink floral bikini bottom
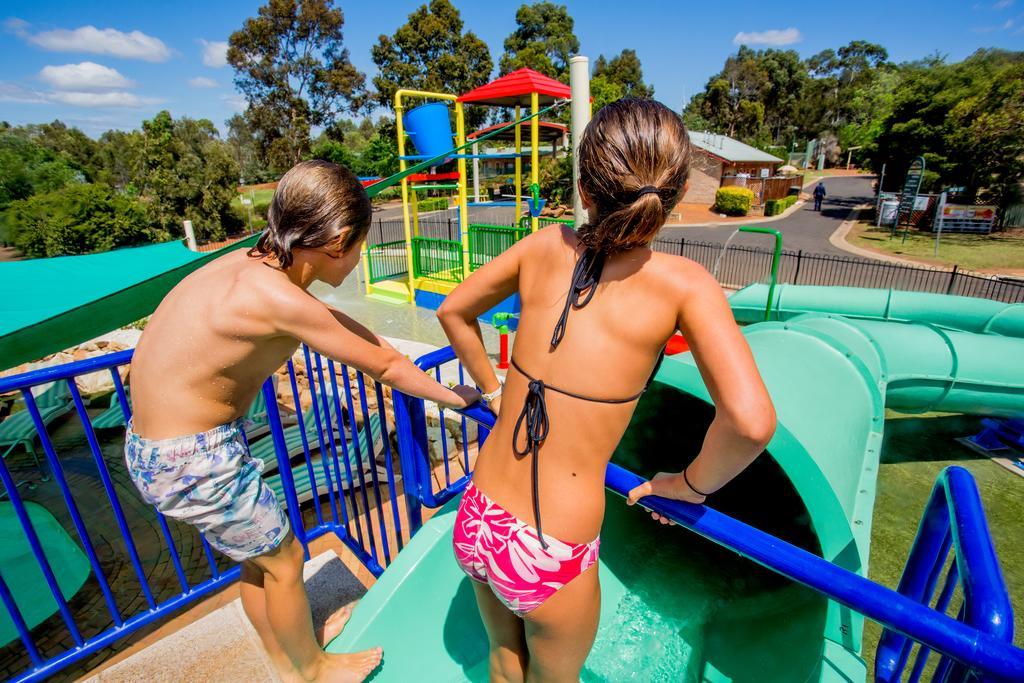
[452,481,600,617]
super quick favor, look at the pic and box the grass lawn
[852,221,1024,272]
[861,411,1024,672]
[231,188,274,231]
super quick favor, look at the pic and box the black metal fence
[650,237,1024,303]
[367,215,460,247]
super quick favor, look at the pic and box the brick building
[681,131,784,205]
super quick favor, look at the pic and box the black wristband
[683,467,712,497]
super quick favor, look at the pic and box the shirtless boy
[126,160,479,682]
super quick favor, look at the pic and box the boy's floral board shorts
[125,419,289,561]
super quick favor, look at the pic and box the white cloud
[47,90,155,107]
[188,76,218,88]
[0,82,48,104]
[733,28,803,46]
[994,0,1014,9]
[222,93,247,112]
[200,40,229,67]
[4,18,31,36]
[22,24,170,62]
[40,62,133,91]
[2,72,156,108]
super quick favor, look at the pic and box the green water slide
[329,294,1024,682]
[730,283,1024,337]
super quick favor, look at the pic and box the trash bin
[881,200,899,226]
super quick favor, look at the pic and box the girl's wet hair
[248,159,372,269]
[577,98,692,254]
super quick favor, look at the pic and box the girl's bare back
[471,225,699,543]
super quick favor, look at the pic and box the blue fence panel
[0,345,411,683]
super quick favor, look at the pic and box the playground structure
[361,69,573,320]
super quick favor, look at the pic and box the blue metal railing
[400,346,1024,682]
[0,342,472,682]
[2,343,1021,682]
[875,467,1015,682]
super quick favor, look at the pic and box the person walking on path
[813,182,826,211]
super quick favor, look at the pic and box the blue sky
[1,0,1022,137]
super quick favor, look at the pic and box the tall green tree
[371,0,492,129]
[684,46,809,146]
[873,49,1024,207]
[592,50,653,98]
[136,111,241,240]
[802,40,889,133]
[499,2,579,82]
[227,0,368,166]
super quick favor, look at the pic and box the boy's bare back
[130,249,305,440]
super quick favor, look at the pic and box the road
[658,175,876,256]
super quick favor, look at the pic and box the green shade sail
[0,237,257,371]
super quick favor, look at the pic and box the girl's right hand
[625,471,707,525]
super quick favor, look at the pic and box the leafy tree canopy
[371,0,492,126]
[499,2,579,82]
[228,0,367,166]
[592,49,653,99]
[3,183,163,258]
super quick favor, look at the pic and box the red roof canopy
[468,120,567,143]
[458,68,571,107]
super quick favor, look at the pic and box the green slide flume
[328,286,1024,682]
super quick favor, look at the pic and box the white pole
[472,142,481,203]
[183,219,198,251]
[569,55,591,228]
[934,191,947,257]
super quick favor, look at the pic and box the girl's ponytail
[576,99,692,254]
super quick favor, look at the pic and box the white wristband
[481,379,504,403]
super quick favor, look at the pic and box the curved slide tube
[327,301,1024,682]
[730,283,1024,337]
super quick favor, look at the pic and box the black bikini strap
[550,248,605,349]
[510,357,642,404]
[511,370,550,549]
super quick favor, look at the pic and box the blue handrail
[425,353,1024,681]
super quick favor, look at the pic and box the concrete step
[85,550,367,683]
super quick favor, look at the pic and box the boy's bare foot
[306,648,383,682]
[316,605,354,647]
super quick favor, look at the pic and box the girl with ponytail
[438,98,776,680]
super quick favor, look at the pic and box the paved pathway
[659,176,876,256]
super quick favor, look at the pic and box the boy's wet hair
[249,160,372,269]
[577,98,691,254]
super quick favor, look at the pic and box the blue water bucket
[526,197,547,218]
[403,102,455,159]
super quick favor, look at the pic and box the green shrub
[417,197,450,212]
[715,186,754,216]
[765,194,798,216]
[3,183,165,257]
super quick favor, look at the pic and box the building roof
[468,120,567,143]
[688,131,783,164]
[458,68,571,107]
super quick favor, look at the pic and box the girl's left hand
[625,471,706,525]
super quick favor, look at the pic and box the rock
[425,426,447,464]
